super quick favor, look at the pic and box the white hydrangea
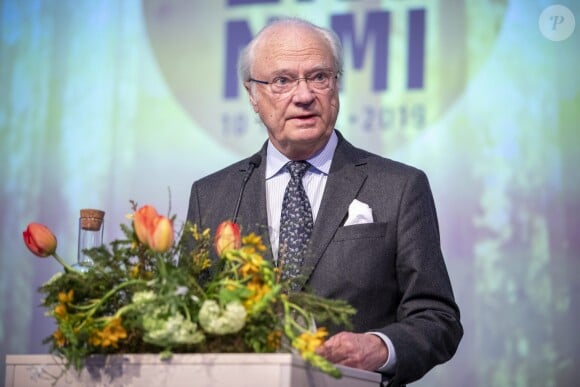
[198,300,247,335]
[132,291,157,304]
[168,315,205,344]
[143,309,205,345]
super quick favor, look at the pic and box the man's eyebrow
[307,67,334,74]
[269,66,334,77]
[270,69,294,77]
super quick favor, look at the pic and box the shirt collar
[266,130,337,179]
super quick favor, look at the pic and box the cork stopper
[80,209,105,231]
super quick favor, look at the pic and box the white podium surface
[5,353,382,387]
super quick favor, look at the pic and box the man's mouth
[289,114,317,121]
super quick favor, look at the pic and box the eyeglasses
[248,71,339,95]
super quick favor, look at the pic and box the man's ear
[244,82,259,113]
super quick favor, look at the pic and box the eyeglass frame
[247,70,341,95]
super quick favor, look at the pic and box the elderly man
[186,18,462,386]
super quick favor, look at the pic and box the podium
[5,353,382,387]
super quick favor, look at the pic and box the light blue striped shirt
[265,131,338,261]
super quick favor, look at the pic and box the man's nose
[292,79,316,103]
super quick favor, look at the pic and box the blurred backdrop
[1,1,578,386]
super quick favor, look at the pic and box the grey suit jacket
[186,131,463,385]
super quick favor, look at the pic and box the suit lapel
[296,137,368,289]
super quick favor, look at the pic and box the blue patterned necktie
[278,161,314,282]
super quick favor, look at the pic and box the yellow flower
[242,233,266,252]
[293,328,328,356]
[54,303,67,319]
[267,330,282,351]
[239,254,264,277]
[129,265,154,280]
[53,329,66,347]
[57,290,74,304]
[105,317,127,340]
[192,252,212,270]
[189,224,210,241]
[130,265,140,278]
[88,331,101,347]
[243,279,271,310]
[89,317,127,348]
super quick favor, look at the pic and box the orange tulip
[133,205,159,246]
[23,223,57,257]
[214,220,241,256]
[133,205,174,252]
[149,216,174,252]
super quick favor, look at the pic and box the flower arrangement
[23,202,356,378]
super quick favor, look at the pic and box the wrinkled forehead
[252,24,334,73]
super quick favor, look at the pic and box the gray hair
[238,18,343,83]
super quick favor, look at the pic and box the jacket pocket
[333,222,388,241]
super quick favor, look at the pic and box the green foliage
[38,208,356,378]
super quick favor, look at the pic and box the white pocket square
[344,199,373,226]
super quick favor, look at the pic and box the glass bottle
[76,209,105,270]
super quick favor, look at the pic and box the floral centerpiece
[22,203,355,378]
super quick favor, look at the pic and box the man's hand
[315,331,388,371]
